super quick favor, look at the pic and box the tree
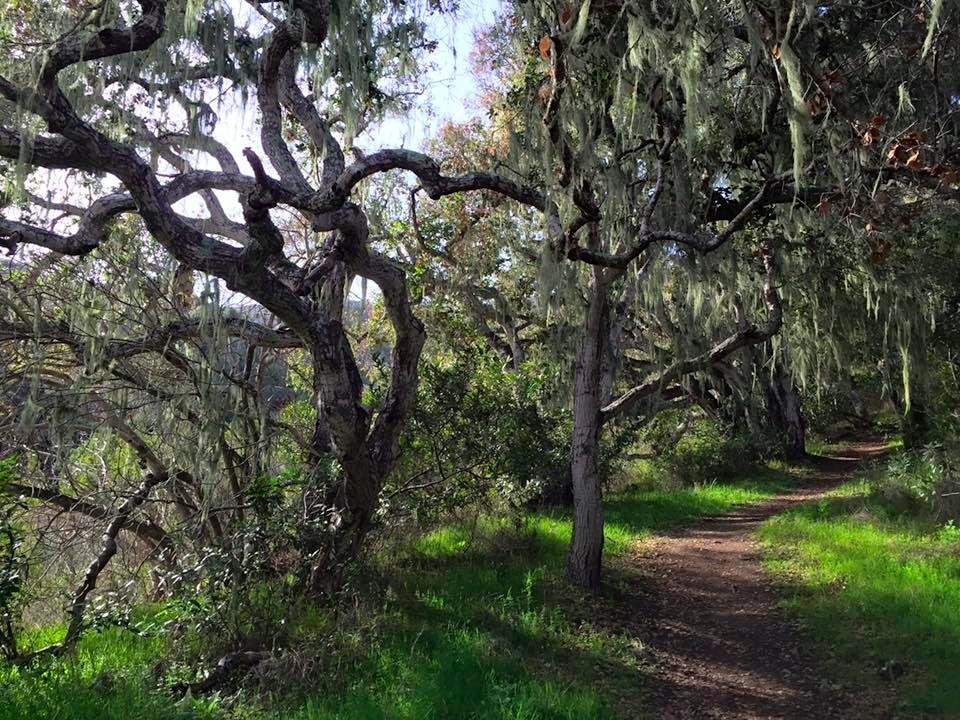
[0,0,452,604]
[466,0,959,587]
[1,0,958,606]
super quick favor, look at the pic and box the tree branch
[2,482,172,552]
[600,242,783,423]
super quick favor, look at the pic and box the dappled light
[2,0,959,717]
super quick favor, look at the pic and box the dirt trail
[641,441,888,720]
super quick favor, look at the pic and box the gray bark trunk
[565,284,608,590]
[767,364,806,460]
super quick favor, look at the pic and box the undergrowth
[0,468,794,720]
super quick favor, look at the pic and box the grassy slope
[759,480,960,717]
[0,472,792,720]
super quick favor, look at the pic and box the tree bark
[902,349,931,448]
[766,363,807,460]
[565,281,609,590]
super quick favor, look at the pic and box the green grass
[0,627,189,720]
[805,437,841,456]
[0,468,794,720]
[759,481,960,716]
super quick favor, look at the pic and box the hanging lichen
[776,40,809,187]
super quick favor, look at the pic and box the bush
[653,420,779,487]
[0,456,26,659]
[870,443,960,521]
[385,347,571,516]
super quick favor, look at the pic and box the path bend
[642,441,888,720]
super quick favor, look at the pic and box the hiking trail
[638,441,889,720]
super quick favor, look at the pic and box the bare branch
[2,482,172,552]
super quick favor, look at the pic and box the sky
[202,0,503,304]
[374,0,501,149]
[214,0,501,155]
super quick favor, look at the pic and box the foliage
[869,443,960,522]
[0,455,26,659]
[650,420,780,487]
[388,346,570,518]
[1,0,959,701]
[0,463,790,719]
[778,208,960,446]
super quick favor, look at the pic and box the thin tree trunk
[902,349,931,448]
[767,364,807,460]
[63,471,168,648]
[566,283,608,590]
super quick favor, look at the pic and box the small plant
[870,442,960,521]
[938,520,960,542]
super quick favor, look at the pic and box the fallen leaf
[887,144,908,164]
[807,94,826,116]
[901,131,924,146]
[824,69,845,86]
[940,169,960,185]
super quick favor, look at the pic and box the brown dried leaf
[901,131,924,146]
[887,144,910,165]
[807,94,826,116]
[941,169,960,185]
[824,70,845,86]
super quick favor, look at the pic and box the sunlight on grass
[0,627,183,720]
[258,469,793,720]
[1,469,792,720]
[759,481,960,715]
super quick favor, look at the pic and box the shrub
[653,420,779,487]
[0,456,26,659]
[386,348,571,516]
[869,443,960,521]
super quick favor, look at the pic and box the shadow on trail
[636,441,887,720]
